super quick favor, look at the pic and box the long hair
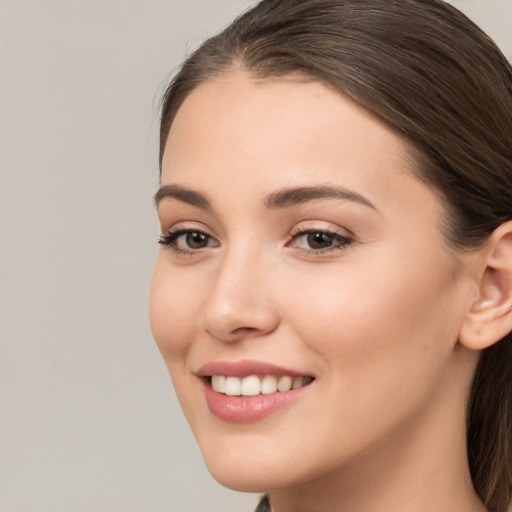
[159,1,512,509]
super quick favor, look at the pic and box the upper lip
[196,359,314,379]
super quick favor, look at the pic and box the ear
[459,221,512,350]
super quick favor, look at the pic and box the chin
[199,442,274,492]
[206,462,303,493]
[200,440,323,493]
[209,469,270,494]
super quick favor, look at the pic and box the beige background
[1,1,511,511]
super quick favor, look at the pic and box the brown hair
[159,1,512,509]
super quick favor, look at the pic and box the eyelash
[158,227,217,255]
[288,226,353,254]
[158,226,354,255]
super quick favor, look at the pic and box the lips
[197,359,312,379]
[196,360,315,423]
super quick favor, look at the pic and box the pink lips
[197,360,309,379]
[197,360,313,424]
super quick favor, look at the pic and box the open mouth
[210,375,315,397]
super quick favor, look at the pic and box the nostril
[205,325,270,344]
[231,326,258,336]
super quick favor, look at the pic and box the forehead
[163,71,411,189]
[163,73,430,223]
[166,71,399,146]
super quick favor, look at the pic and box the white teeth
[211,375,226,393]
[260,375,277,395]
[241,375,260,396]
[218,375,226,393]
[277,375,292,392]
[225,376,241,396]
[210,374,312,396]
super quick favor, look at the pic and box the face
[150,71,478,493]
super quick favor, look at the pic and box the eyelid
[158,222,220,253]
[289,221,353,239]
[159,221,214,239]
[161,219,207,231]
[287,221,354,254]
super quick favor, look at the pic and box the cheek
[149,258,205,421]
[149,256,202,359]
[270,257,466,464]
[280,250,463,384]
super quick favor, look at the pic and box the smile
[197,361,315,423]
[211,375,314,396]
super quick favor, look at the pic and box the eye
[158,228,219,253]
[289,229,352,252]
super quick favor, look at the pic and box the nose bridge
[200,239,278,342]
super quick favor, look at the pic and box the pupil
[308,232,332,249]
[187,232,208,248]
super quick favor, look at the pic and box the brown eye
[288,229,353,253]
[185,231,210,249]
[158,229,219,252]
[306,232,335,249]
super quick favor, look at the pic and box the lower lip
[203,380,309,423]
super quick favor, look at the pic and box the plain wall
[1,1,511,511]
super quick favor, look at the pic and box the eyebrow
[264,185,377,211]
[154,184,212,210]
[154,184,376,211]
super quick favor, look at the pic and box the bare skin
[151,71,492,512]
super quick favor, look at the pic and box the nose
[199,251,280,343]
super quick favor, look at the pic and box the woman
[149,1,512,511]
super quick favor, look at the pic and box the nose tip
[199,269,279,343]
[201,299,279,343]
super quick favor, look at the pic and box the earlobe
[459,221,512,350]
